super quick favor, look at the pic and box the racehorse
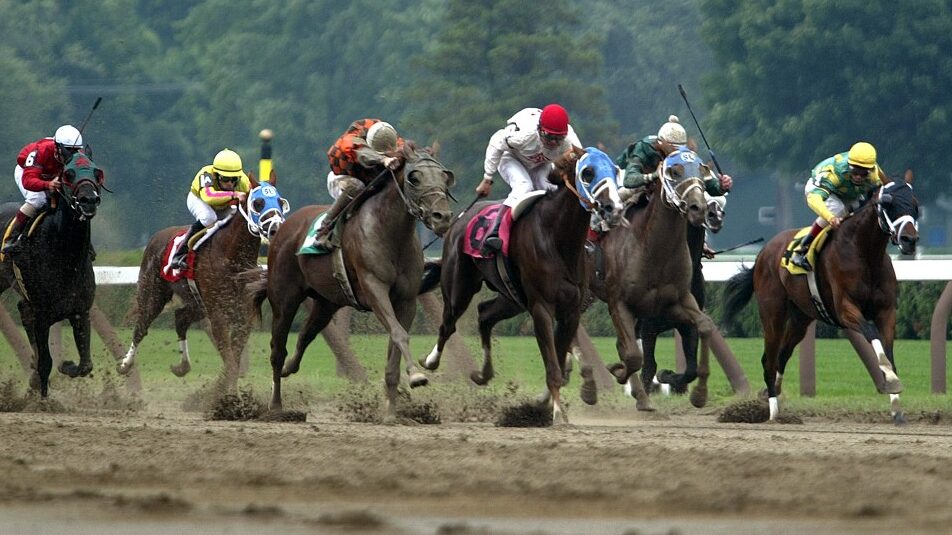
[0,151,103,397]
[419,147,625,425]
[722,175,918,424]
[118,172,287,392]
[250,143,454,418]
[588,146,712,411]
[637,194,724,399]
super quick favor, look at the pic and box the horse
[250,142,454,418]
[118,172,288,392]
[0,151,103,397]
[588,146,713,411]
[419,147,625,425]
[637,194,724,397]
[722,175,919,424]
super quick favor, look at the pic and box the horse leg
[119,280,173,375]
[420,255,481,371]
[869,308,905,424]
[60,312,93,378]
[267,288,306,412]
[283,298,339,377]
[758,298,789,421]
[528,303,568,425]
[774,310,813,397]
[32,318,53,398]
[639,324,661,397]
[16,300,42,392]
[607,302,651,410]
[207,311,239,394]
[169,304,204,377]
[472,296,522,386]
[656,296,715,407]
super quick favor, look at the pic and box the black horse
[0,151,103,397]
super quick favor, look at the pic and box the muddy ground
[1,391,951,535]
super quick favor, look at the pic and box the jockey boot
[1,210,32,257]
[482,205,510,253]
[315,194,352,250]
[170,220,204,270]
[790,233,817,271]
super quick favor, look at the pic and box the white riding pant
[803,180,859,227]
[326,172,363,201]
[14,165,48,211]
[498,153,556,208]
[187,192,223,228]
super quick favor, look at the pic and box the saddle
[298,212,337,256]
[160,214,232,282]
[463,191,546,259]
[780,226,832,275]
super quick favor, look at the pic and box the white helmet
[657,115,687,145]
[54,124,83,148]
[366,121,398,153]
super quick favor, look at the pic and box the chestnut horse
[118,172,288,392]
[588,146,712,411]
[419,147,625,425]
[723,176,919,424]
[250,143,454,418]
[0,151,103,396]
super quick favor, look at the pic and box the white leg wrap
[424,344,440,368]
[180,339,191,365]
[623,377,633,397]
[889,393,901,416]
[872,339,899,381]
[768,397,779,420]
[121,343,138,368]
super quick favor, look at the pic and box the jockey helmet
[847,142,877,169]
[367,121,398,153]
[658,115,687,145]
[213,149,244,177]
[54,124,83,148]
[539,104,570,136]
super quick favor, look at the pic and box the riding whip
[711,237,764,255]
[422,194,481,251]
[78,97,102,135]
[677,84,725,177]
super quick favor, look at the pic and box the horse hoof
[77,363,93,377]
[470,371,490,386]
[689,386,708,408]
[882,375,904,395]
[29,372,41,392]
[58,361,81,378]
[408,372,429,389]
[170,362,191,377]
[607,362,628,384]
[418,357,440,371]
[580,382,598,406]
[117,362,133,375]
[281,361,300,377]
[635,398,655,412]
[893,411,907,426]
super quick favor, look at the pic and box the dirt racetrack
[2,399,952,535]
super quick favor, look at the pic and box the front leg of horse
[59,312,93,378]
[530,306,568,425]
[170,306,202,377]
[860,319,905,425]
[33,320,54,397]
[608,302,651,410]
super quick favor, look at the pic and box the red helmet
[539,104,569,136]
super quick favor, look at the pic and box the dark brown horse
[589,146,712,411]
[723,175,919,424]
[118,172,287,392]
[419,147,625,424]
[0,151,102,396]
[250,143,454,418]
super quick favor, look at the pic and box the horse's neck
[359,178,417,247]
[840,204,889,262]
[48,212,91,261]
[217,212,260,262]
[642,188,688,249]
[546,186,592,257]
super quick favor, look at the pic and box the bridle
[391,152,453,231]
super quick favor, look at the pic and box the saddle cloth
[781,226,832,275]
[298,212,334,256]
[160,231,198,282]
[0,212,48,262]
[463,204,514,259]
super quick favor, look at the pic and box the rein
[562,173,594,210]
[391,154,451,229]
[661,177,704,215]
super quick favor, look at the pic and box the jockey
[315,119,402,249]
[616,115,732,198]
[790,141,887,271]
[169,149,251,270]
[2,125,85,256]
[476,104,583,252]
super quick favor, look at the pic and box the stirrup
[169,255,188,270]
[790,252,812,271]
[1,237,23,256]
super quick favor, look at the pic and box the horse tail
[419,259,443,295]
[722,265,755,329]
[240,267,269,321]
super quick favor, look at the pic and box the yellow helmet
[213,149,244,177]
[847,142,876,169]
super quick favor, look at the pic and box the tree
[700,0,952,200]
[401,0,611,189]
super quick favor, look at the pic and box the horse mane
[547,146,585,186]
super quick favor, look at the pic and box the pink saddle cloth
[463,204,513,259]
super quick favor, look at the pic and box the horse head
[395,142,455,236]
[243,171,289,242]
[659,146,707,227]
[59,151,103,220]
[876,171,919,255]
[566,146,625,228]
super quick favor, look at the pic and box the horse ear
[429,140,441,158]
[247,170,259,188]
[269,169,278,186]
[903,168,914,185]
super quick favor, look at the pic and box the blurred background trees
[0,0,950,251]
